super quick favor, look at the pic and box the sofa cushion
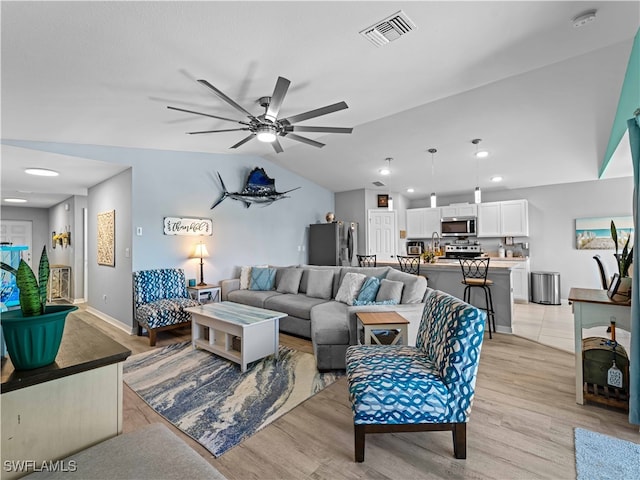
[376,279,404,303]
[386,269,428,304]
[356,276,381,303]
[264,293,328,320]
[250,267,276,291]
[306,269,335,299]
[240,265,268,289]
[335,272,366,305]
[277,267,303,294]
[228,289,281,308]
[310,301,350,345]
[352,299,398,306]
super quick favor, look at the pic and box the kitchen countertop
[381,258,526,270]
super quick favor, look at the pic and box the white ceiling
[1,1,638,208]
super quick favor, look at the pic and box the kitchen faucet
[431,231,440,254]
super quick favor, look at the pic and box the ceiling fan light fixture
[256,125,277,143]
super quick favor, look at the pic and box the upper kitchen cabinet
[440,203,478,218]
[406,207,441,238]
[478,199,529,237]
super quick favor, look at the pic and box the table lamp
[190,242,209,286]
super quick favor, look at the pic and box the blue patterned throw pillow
[249,267,276,291]
[356,276,381,303]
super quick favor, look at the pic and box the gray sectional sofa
[220,265,428,370]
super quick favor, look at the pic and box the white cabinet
[478,199,528,237]
[511,259,530,303]
[406,207,441,238]
[441,203,478,218]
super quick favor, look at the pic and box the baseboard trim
[72,297,86,304]
[85,307,135,335]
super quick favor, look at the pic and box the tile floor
[512,301,631,354]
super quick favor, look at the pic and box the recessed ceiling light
[475,150,489,158]
[491,176,503,182]
[407,188,415,193]
[4,198,27,203]
[25,168,59,177]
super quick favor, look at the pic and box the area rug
[574,427,640,480]
[123,341,343,457]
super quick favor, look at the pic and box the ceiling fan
[167,77,353,153]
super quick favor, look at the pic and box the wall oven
[440,217,477,237]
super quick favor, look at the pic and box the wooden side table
[187,284,220,304]
[356,311,409,346]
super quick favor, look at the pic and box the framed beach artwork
[575,216,633,250]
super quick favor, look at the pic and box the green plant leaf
[16,259,41,316]
[38,245,49,314]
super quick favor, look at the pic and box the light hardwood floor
[73,306,639,480]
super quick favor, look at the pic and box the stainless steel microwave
[441,216,477,237]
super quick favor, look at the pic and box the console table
[568,288,631,405]
[1,315,131,479]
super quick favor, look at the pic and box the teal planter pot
[1,304,78,370]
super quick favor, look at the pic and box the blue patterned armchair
[133,269,200,346]
[346,289,486,461]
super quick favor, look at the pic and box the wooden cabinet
[406,207,441,238]
[441,203,477,218]
[478,200,528,237]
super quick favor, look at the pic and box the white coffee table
[186,301,286,372]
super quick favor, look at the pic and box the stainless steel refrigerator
[308,221,358,266]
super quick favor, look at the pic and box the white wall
[1,206,49,260]
[411,177,633,298]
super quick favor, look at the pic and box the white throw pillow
[239,265,268,290]
[335,272,367,305]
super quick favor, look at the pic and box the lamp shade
[190,242,209,259]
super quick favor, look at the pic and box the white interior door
[367,210,397,262]
[0,220,33,266]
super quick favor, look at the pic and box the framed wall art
[575,216,633,250]
[97,210,115,266]
[377,194,389,208]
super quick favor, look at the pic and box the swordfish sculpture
[211,167,300,209]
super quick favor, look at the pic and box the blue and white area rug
[123,341,343,457]
[575,427,640,480]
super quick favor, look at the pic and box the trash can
[530,271,561,305]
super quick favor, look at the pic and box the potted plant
[610,220,633,302]
[0,245,77,369]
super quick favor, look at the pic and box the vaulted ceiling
[2,1,638,208]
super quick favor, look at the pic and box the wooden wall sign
[163,217,213,236]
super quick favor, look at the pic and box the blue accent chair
[346,289,486,461]
[133,269,200,346]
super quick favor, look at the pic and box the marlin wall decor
[211,167,300,209]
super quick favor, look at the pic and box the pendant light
[428,148,437,207]
[379,157,392,175]
[471,139,483,204]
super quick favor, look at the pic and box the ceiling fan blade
[230,134,256,149]
[282,101,348,125]
[290,126,353,134]
[271,138,284,154]
[265,77,291,122]
[285,133,325,148]
[197,79,258,120]
[167,106,249,125]
[187,128,250,135]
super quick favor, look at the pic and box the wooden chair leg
[148,329,157,347]
[354,424,365,462]
[136,322,143,336]
[452,423,467,459]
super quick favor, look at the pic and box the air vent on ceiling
[360,10,417,47]
[372,181,386,187]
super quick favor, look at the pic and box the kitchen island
[385,258,527,333]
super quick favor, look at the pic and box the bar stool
[458,258,495,338]
[397,255,420,275]
[356,254,377,267]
